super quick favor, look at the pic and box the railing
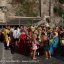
[7,16,41,26]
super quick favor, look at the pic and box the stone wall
[41,0,49,20]
[41,0,62,27]
[0,0,62,26]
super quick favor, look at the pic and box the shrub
[59,0,64,4]
[53,6,64,17]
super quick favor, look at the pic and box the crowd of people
[0,25,64,60]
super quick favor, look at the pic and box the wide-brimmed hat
[54,32,58,37]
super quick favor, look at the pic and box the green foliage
[53,6,64,17]
[58,7,64,16]
[59,0,64,4]
[53,6,58,14]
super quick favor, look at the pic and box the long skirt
[19,39,26,55]
[19,38,32,55]
[50,44,54,55]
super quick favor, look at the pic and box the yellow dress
[3,28,10,43]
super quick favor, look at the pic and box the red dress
[19,32,27,54]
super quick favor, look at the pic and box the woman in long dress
[19,30,27,55]
[31,30,39,60]
[50,32,59,56]
[3,27,10,49]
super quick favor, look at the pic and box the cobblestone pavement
[0,42,64,64]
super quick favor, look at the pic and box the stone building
[0,0,7,23]
[41,0,63,28]
[0,0,63,26]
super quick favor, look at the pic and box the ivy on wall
[59,0,64,4]
[53,0,64,17]
[53,6,64,16]
[11,0,39,17]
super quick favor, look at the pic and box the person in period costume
[19,29,27,55]
[50,32,59,56]
[3,27,10,49]
[9,30,15,54]
[41,32,50,59]
[26,28,32,56]
[31,31,39,60]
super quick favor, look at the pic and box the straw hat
[54,32,58,37]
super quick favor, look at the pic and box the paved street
[0,42,64,64]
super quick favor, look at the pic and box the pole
[62,14,64,29]
[39,0,41,17]
[49,0,51,17]
[5,12,7,26]
[19,18,20,27]
[32,20,33,26]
